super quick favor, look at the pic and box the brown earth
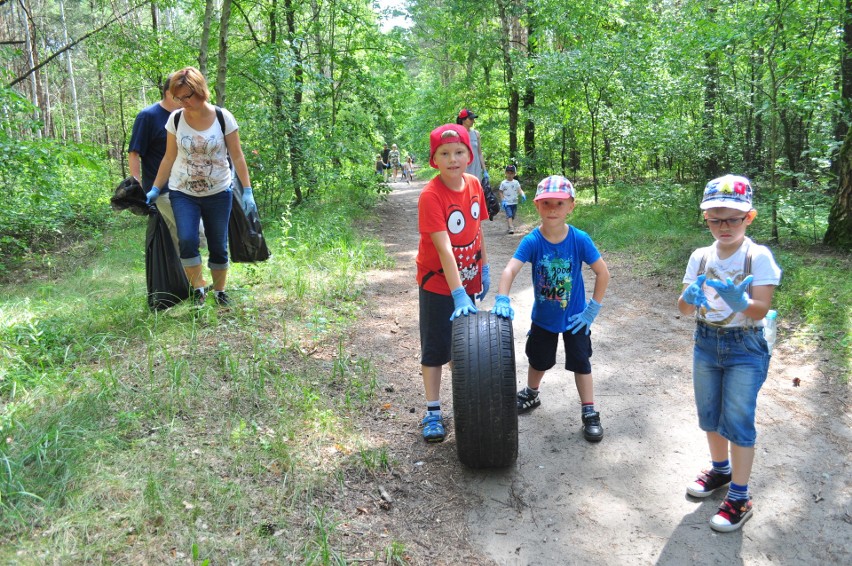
[333,178,851,565]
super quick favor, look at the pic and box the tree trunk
[199,0,215,77]
[522,5,535,181]
[284,0,304,204]
[497,0,519,161]
[824,127,852,250]
[215,0,232,106]
[833,0,852,178]
[59,0,81,142]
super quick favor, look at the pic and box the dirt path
[347,179,851,565]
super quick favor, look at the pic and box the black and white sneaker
[517,388,541,413]
[686,468,732,498]
[214,290,232,307]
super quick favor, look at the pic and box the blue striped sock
[727,482,749,501]
[426,400,441,417]
[712,460,732,475]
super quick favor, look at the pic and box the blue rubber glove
[450,287,477,321]
[705,276,753,312]
[482,170,490,183]
[476,264,490,301]
[567,298,602,335]
[242,186,257,215]
[146,186,160,205]
[491,294,514,320]
[501,200,508,212]
[520,193,527,203]
[682,274,710,310]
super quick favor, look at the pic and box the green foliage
[0,89,114,275]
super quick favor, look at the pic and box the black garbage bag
[111,176,151,217]
[228,186,270,263]
[146,211,190,310]
[481,175,501,220]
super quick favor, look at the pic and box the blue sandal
[421,413,445,443]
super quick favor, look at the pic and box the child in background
[491,175,610,442]
[375,154,385,177]
[403,155,414,183]
[415,124,491,443]
[678,174,781,532]
[498,164,526,234]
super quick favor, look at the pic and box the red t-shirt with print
[416,173,489,295]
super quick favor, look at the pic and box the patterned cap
[700,174,753,212]
[505,165,516,173]
[535,175,575,201]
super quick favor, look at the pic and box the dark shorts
[419,287,472,366]
[525,322,593,374]
[505,204,517,219]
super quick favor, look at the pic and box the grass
[0,183,401,562]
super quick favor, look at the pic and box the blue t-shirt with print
[514,226,601,333]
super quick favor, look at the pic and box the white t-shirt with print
[499,179,522,205]
[165,107,238,196]
[682,237,782,328]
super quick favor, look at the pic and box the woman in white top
[148,67,254,307]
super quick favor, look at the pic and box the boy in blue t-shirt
[491,175,610,442]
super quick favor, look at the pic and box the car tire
[451,311,518,468]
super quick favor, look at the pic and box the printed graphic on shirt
[702,262,750,326]
[180,133,223,193]
[534,254,573,309]
[448,200,482,288]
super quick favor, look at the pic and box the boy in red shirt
[416,124,490,442]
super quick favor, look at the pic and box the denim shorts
[525,323,593,375]
[504,204,517,219]
[692,322,770,447]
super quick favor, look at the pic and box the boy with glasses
[678,174,782,532]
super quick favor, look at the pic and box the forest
[1,0,852,267]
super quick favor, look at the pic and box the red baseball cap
[429,124,473,169]
[458,108,478,120]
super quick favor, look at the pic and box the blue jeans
[692,322,770,447]
[169,189,232,270]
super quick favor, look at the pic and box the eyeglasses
[705,216,748,228]
[173,91,195,103]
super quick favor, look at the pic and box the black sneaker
[581,411,603,442]
[214,290,232,306]
[686,468,732,498]
[517,388,541,413]
[192,288,207,307]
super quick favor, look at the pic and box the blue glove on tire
[567,299,602,335]
[476,264,490,302]
[682,274,710,310]
[146,186,160,205]
[242,186,257,215]
[705,276,753,312]
[450,287,477,321]
[491,294,514,320]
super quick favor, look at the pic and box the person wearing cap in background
[678,174,781,533]
[491,175,610,443]
[415,124,491,443]
[456,108,488,184]
[498,164,526,234]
